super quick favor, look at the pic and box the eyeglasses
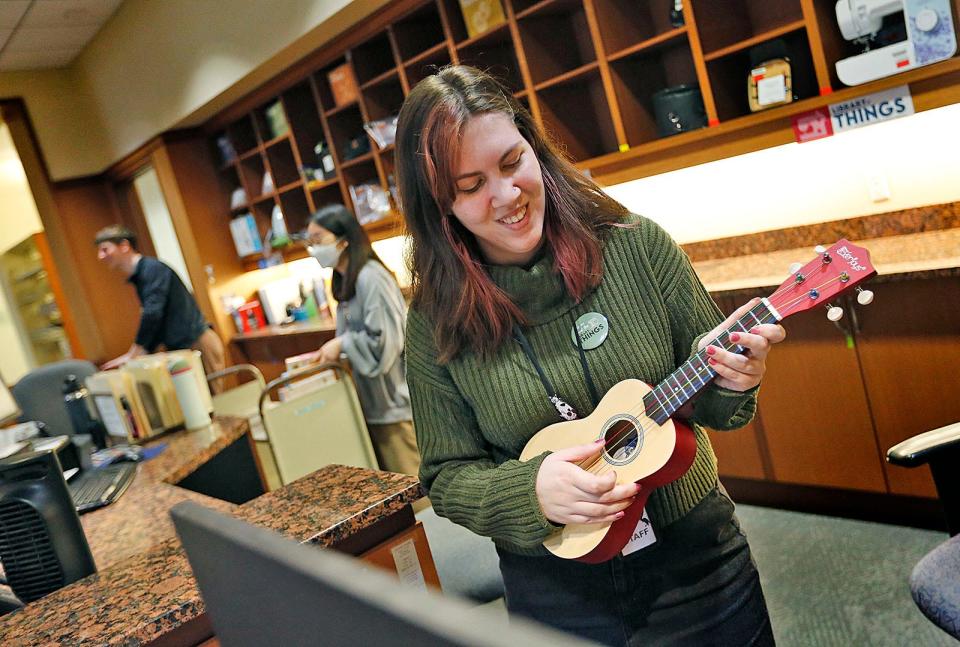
[296,231,337,246]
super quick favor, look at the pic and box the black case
[652,84,707,138]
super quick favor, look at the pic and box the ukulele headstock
[766,239,876,321]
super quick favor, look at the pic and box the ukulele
[519,239,876,562]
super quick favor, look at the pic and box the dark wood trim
[722,477,948,532]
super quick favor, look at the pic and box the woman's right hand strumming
[536,439,641,525]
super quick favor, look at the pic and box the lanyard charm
[550,395,578,421]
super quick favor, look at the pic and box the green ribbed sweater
[405,215,757,556]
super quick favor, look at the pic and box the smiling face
[449,112,546,267]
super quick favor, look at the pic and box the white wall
[0,67,110,181]
[0,0,388,181]
[134,167,194,291]
[604,102,960,244]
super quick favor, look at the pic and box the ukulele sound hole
[602,415,642,466]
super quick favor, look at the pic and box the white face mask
[308,242,342,268]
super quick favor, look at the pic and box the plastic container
[270,205,290,248]
[168,359,211,430]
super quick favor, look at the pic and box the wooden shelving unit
[206,0,960,254]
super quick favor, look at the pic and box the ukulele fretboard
[643,299,780,425]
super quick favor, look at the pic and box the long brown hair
[395,66,628,362]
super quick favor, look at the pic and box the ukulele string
[578,276,846,476]
[577,300,771,473]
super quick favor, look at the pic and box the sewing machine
[834,0,956,85]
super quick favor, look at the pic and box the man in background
[95,225,225,379]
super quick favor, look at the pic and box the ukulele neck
[643,298,781,424]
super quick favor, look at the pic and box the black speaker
[652,84,708,138]
[0,450,96,604]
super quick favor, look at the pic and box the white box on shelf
[230,213,263,257]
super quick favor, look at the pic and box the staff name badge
[571,312,609,350]
[621,507,657,556]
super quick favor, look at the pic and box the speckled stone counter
[0,463,422,647]
[683,205,960,294]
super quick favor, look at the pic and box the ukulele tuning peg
[856,287,874,305]
[814,245,827,254]
[788,262,803,274]
[826,305,844,322]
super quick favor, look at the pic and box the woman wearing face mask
[305,203,420,478]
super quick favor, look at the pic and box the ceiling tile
[0,48,77,71]
[4,23,100,52]
[22,0,125,28]
[0,1,30,29]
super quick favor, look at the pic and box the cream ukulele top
[520,239,876,562]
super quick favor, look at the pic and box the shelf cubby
[249,199,275,245]
[253,99,290,144]
[393,1,446,61]
[278,187,312,234]
[352,32,397,86]
[265,140,301,188]
[238,154,268,200]
[690,0,804,57]
[341,157,380,186]
[362,75,405,121]
[706,29,818,122]
[536,69,617,162]
[313,58,348,112]
[457,28,524,92]
[516,0,596,85]
[227,116,259,155]
[325,104,367,163]
[438,0,474,43]
[808,0,871,89]
[592,0,684,56]
[282,82,326,173]
[610,35,701,146]
[404,42,452,87]
[310,179,345,211]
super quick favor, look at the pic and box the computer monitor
[0,379,20,427]
[170,501,596,647]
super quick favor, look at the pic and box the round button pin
[571,312,609,350]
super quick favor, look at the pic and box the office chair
[887,421,960,640]
[11,359,98,437]
[0,450,96,611]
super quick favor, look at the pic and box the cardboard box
[328,63,359,107]
[459,0,506,39]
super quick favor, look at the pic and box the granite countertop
[138,418,250,485]
[692,225,960,294]
[0,463,422,647]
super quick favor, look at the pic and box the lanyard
[513,310,600,422]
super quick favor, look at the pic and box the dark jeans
[497,487,775,646]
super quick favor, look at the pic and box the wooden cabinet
[204,0,960,266]
[854,277,960,498]
[709,274,960,502]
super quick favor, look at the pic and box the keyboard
[68,462,138,513]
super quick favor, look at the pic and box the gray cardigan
[336,261,411,425]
